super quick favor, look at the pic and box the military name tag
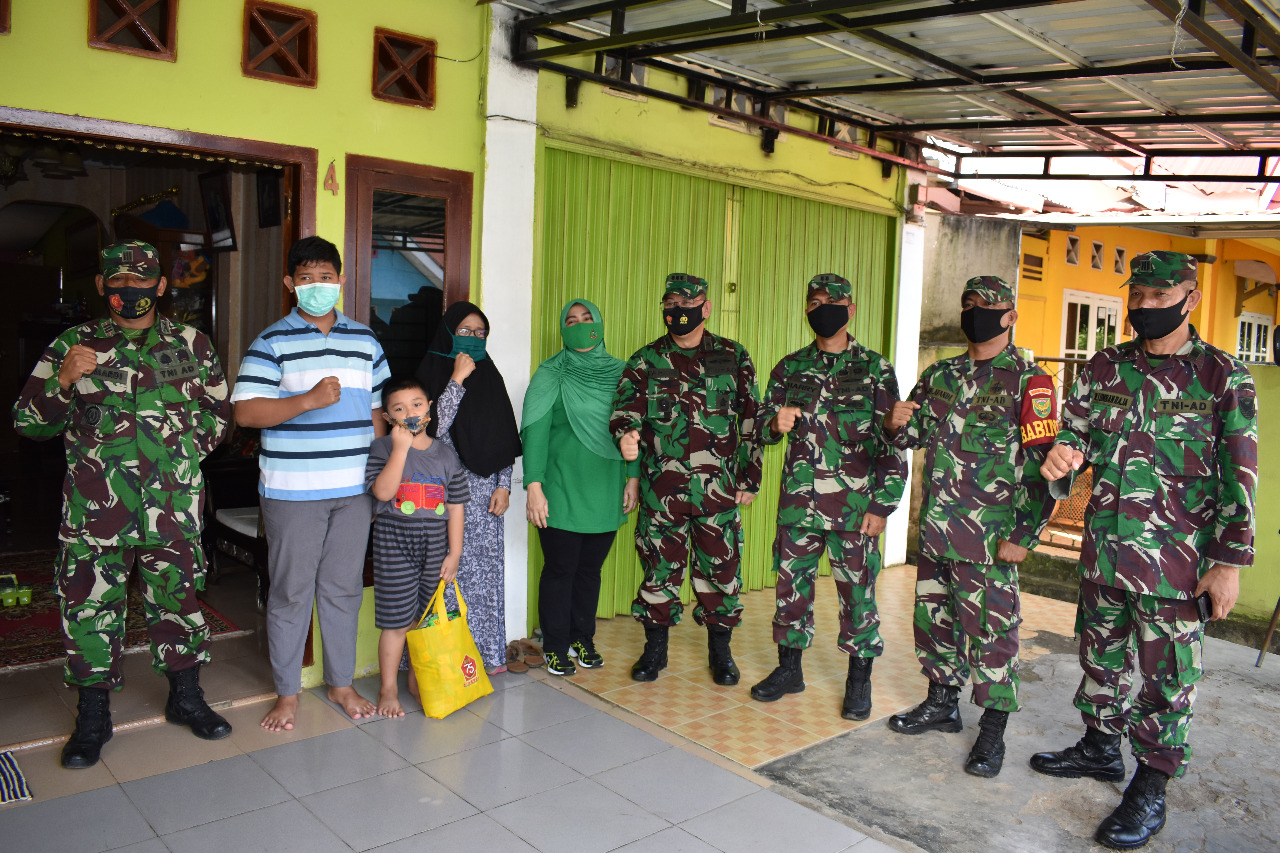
[972,393,1011,407]
[157,360,198,383]
[704,353,736,376]
[927,385,955,405]
[834,379,871,397]
[785,375,819,408]
[92,366,129,385]
[651,368,678,382]
[1093,390,1132,409]
[1154,398,1210,415]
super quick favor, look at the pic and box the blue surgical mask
[294,283,341,317]
[449,334,489,361]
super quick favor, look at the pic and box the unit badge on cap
[1135,257,1156,274]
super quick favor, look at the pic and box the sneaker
[569,640,605,668]
[544,651,576,676]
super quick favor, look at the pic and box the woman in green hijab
[522,299,639,676]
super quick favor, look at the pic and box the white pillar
[885,219,925,566]
[479,6,539,642]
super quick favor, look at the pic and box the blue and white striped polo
[231,308,391,501]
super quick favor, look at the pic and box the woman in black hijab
[416,301,522,672]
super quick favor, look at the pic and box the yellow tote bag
[405,581,493,718]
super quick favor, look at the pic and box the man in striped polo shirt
[231,236,390,731]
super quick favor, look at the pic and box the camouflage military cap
[807,273,852,300]
[962,275,1015,306]
[1123,250,1197,289]
[664,273,708,299]
[101,240,161,279]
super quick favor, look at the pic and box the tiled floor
[0,670,895,853]
[568,563,1077,768]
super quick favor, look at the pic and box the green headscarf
[522,298,623,461]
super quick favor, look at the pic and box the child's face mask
[385,413,430,435]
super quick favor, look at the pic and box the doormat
[0,751,32,804]
[0,549,242,670]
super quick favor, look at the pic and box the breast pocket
[1088,404,1126,462]
[961,423,1015,455]
[831,397,875,446]
[1154,412,1213,478]
[704,373,735,413]
[647,371,679,423]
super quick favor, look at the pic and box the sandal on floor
[505,641,529,673]
[516,639,545,667]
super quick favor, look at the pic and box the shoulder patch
[1240,395,1256,420]
[1020,374,1058,446]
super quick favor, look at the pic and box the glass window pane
[370,190,447,379]
[1077,304,1091,351]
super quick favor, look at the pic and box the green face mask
[562,321,602,350]
[449,333,488,361]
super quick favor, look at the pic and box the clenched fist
[1040,443,1084,482]
[771,406,801,435]
[884,401,919,436]
[58,344,99,391]
[451,353,476,384]
[619,429,640,462]
[305,376,342,411]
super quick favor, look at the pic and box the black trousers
[537,527,617,657]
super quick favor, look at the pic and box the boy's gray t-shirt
[365,437,471,520]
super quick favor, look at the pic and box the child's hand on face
[440,553,460,583]
[390,423,414,452]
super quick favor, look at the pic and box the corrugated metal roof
[509,0,1280,174]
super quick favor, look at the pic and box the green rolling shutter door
[531,148,895,624]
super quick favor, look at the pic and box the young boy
[366,378,469,716]
[231,236,390,731]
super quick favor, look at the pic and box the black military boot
[1094,763,1168,850]
[841,656,873,720]
[707,625,740,686]
[750,645,805,702]
[631,624,669,682]
[1029,726,1125,782]
[964,708,1009,778]
[887,681,962,735]
[165,665,232,740]
[61,686,113,769]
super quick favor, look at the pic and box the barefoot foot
[260,694,298,732]
[328,685,376,720]
[376,687,405,718]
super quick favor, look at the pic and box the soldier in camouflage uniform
[749,273,906,720]
[884,275,1058,778]
[611,273,762,686]
[13,240,232,769]
[1031,252,1257,850]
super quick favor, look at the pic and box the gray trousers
[261,493,373,696]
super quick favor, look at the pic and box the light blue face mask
[294,283,341,316]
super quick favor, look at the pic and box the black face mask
[961,305,1009,344]
[807,303,849,339]
[1128,293,1189,341]
[663,304,705,337]
[105,283,161,320]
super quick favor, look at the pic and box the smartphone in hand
[1195,592,1213,622]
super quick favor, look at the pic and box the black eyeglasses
[455,328,488,338]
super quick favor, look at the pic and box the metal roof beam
[954,171,1278,182]
[1214,0,1280,58]
[764,56,1262,98]
[1144,0,1280,101]
[894,107,1280,131]
[517,1,672,30]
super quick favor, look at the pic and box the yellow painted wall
[1243,364,1280,618]
[1,0,490,688]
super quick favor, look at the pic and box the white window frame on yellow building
[1237,311,1273,363]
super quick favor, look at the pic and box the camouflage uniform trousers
[772,525,883,657]
[913,552,1021,712]
[58,539,211,689]
[1074,579,1202,778]
[632,505,744,628]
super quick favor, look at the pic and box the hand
[771,406,801,435]
[440,553,460,584]
[996,539,1029,564]
[305,376,342,411]
[451,354,476,384]
[619,429,640,462]
[526,482,549,528]
[1195,564,1240,621]
[489,487,510,516]
[858,512,887,537]
[58,344,99,391]
[1041,444,1084,481]
[623,477,640,513]
[735,490,756,507]
[885,401,919,436]
[389,422,414,453]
